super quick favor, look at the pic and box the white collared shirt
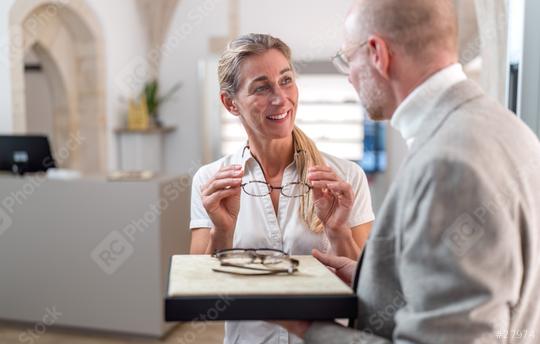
[190,146,374,344]
[391,63,467,148]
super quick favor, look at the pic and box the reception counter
[0,174,191,337]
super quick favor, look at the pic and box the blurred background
[0,0,538,343]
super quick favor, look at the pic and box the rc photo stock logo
[114,56,149,97]
[444,213,485,257]
[18,306,62,344]
[91,230,134,275]
[0,205,13,236]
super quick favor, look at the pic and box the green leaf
[140,79,182,117]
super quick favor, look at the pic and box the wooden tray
[164,255,358,321]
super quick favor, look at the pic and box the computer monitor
[0,135,56,175]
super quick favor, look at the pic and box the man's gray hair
[354,0,458,58]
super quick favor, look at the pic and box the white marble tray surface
[167,255,354,297]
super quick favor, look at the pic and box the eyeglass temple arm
[212,268,292,276]
[218,262,297,273]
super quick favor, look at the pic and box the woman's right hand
[201,165,244,235]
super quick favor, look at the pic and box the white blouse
[190,145,375,344]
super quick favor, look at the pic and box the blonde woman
[190,33,374,344]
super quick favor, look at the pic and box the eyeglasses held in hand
[241,181,312,198]
[212,248,300,276]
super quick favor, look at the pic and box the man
[278,0,540,342]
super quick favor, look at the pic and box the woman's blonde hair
[218,33,325,233]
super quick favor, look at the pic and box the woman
[190,33,374,344]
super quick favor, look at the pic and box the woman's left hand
[307,166,354,238]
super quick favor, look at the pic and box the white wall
[239,0,350,61]
[0,0,16,133]
[86,0,149,171]
[159,0,229,173]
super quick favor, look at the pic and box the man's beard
[357,63,391,121]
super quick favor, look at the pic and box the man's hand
[271,251,358,338]
[312,249,357,287]
[271,320,312,339]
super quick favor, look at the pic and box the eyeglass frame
[240,180,312,198]
[238,144,312,198]
[331,40,368,75]
[212,248,300,275]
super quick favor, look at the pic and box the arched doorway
[9,0,106,174]
[24,43,75,169]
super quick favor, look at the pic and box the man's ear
[220,91,240,116]
[368,35,391,80]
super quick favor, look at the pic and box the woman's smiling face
[230,48,298,141]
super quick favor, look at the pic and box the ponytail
[293,126,326,233]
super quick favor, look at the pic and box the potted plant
[142,79,182,128]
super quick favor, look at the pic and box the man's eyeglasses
[212,248,300,275]
[331,40,368,75]
[241,181,311,198]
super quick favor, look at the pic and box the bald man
[277,0,540,342]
